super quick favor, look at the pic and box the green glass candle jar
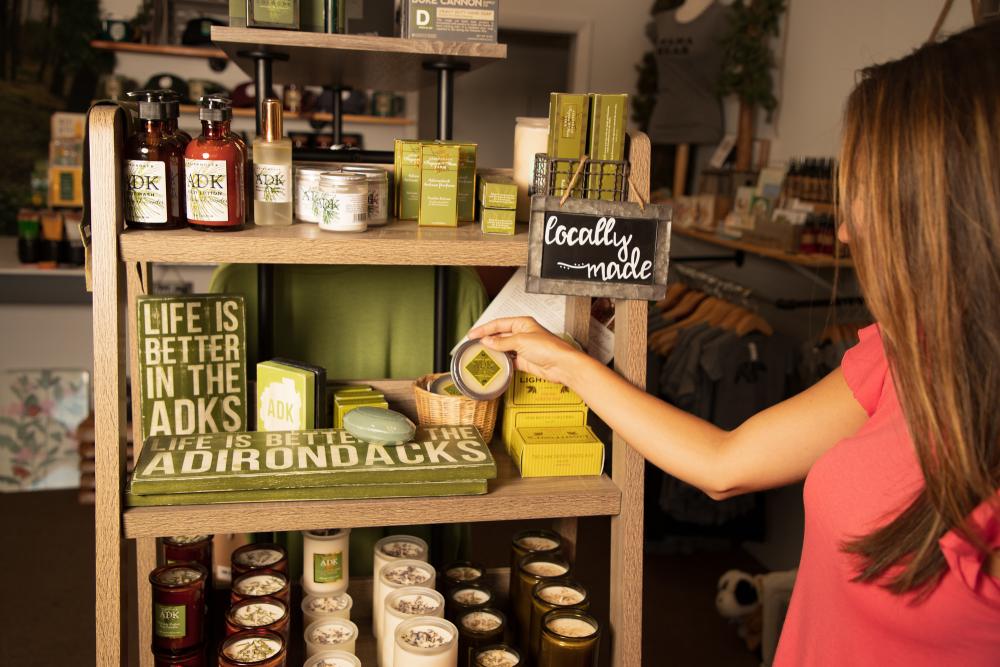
[529,579,590,661]
[514,553,571,650]
[441,560,486,593]
[458,608,507,667]
[473,643,522,667]
[537,610,600,667]
[508,530,563,626]
[446,582,495,624]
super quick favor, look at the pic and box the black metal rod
[253,56,273,136]
[331,85,344,146]
[436,66,454,141]
[257,264,274,364]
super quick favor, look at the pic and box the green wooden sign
[136,295,248,441]
[131,425,496,495]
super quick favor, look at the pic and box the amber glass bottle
[124,90,185,230]
[185,96,246,231]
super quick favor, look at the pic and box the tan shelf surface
[122,445,620,538]
[211,27,507,90]
[178,103,414,125]
[674,226,854,268]
[90,39,227,59]
[120,219,529,266]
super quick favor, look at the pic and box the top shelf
[211,27,507,90]
[90,39,227,59]
[674,227,854,269]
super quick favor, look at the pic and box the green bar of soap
[343,406,417,446]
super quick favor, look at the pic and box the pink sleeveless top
[774,325,1000,666]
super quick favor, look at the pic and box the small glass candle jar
[445,583,495,624]
[149,563,208,653]
[381,586,446,667]
[342,165,389,226]
[529,579,590,661]
[294,165,326,223]
[225,596,290,641]
[473,644,522,667]
[536,610,600,667]
[304,618,359,657]
[153,646,205,667]
[508,530,563,617]
[376,559,437,641]
[458,608,506,667]
[372,535,429,637]
[441,561,485,592]
[218,629,286,667]
[160,535,213,573]
[394,616,459,667]
[318,171,368,232]
[302,528,350,595]
[231,542,287,577]
[515,554,571,650]
[303,650,362,667]
[301,592,353,626]
[231,569,290,607]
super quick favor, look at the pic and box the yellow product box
[481,207,516,235]
[510,426,605,477]
[506,369,585,407]
[48,166,83,207]
[333,394,387,428]
[501,403,588,452]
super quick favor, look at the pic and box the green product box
[586,94,629,201]
[479,176,517,210]
[419,143,460,227]
[456,143,477,222]
[547,93,590,197]
[481,207,516,235]
[510,425,605,478]
[395,139,423,220]
[257,360,319,432]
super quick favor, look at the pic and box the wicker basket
[414,373,500,442]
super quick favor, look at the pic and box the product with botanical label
[586,93,629,200]
[252,98,293,226]
[419,143,460,227]
[185,96,246,231]
[149,563,208,652]
[124,91,186,229]
[303,528,351,595]
[547,93,591,197]
[257,358,327,432]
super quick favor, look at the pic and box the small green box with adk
[419,144,460,227]
[479,176,517,210]
[481,207,516,235]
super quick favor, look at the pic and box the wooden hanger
[656,282,689,311]
[661,290,707,322]
[734,310,774,337]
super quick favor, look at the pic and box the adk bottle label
[126,160,168,223]
[154,603,186,638]
[185,159,229,222]
[254,164,291,203]
[313,551,344,584]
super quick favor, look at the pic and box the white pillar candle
[371,535,429,638]
[375,559,436,643]
[303,649,362,667]
[301,592,353,626]
[381,587,445,667]
[302,529,351,595]
[393,616,459,667]
[304,618,359,657]
[513,117,549,221]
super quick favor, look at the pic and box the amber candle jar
[514,553,571,650]
[153,646,205,666]
[508,530,562,623]
[218,629,287,666]
[529,579,589,661]
[446,582,495,624]
[441,560,486,593]
[161,535,213,573]
[225,596,290,641]
[473,644,522,667]
[231,542,288,577]
[149,563,208,653]
[458,608,506,667]
[231,569,291,607]
[536,610,599,667]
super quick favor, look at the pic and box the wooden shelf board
[211,27,506,90]
[122,445,620,538]
[90,40,227,59]
[177,104,413,126]
[674,226,853,268]
[120,219,529,266]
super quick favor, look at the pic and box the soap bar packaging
[481,207,516,235]
[401,0,498,43]
[586,93,629,201]
[48,166,83,207]
[479,176,517,210]
[547,93,590,197]
[502,405,588,452]
[510,425,605,477]
[257,359,328,432]
[506,369,585,407]
[333,389,388,428]
[419,143,460,227]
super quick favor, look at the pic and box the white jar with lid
[343,165,390,226]
[295,165,327,223]
[317,171,368,232]
[513,117,549,221]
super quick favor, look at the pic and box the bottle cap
[199,95,233,121]
[156,90,182,120]
[126,90,169,121]
[262,98,283,142]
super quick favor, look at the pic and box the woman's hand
[468,317,582,386]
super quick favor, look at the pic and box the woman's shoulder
[840,324,889,416]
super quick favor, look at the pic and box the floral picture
[0,369,90,491]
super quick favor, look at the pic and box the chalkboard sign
[527,195,671,299]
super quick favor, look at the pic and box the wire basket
[413,373,499,442]
[541,154,631,202]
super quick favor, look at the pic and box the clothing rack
[670,263,866,310]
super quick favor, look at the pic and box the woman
[470,22,999,665]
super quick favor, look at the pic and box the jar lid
[343,165,388,180]
[149,563,208,587]
[450,339,514,401]
[516,116,549,128]
[320,171,366,187]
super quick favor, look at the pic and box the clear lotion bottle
[253,98,293,226]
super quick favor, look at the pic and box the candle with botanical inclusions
[536,610,600,667]
[372,535,429,637]
[508,530,563,621]
[474,644,522,667]
[304,618,359,657]
[218,629,287,667]
[458,608,507,667]
[301,592,353,626]
[231,542,288,577]
[160,535,213,577]
[381,586,446,667]
[394,616,460,667]
[515,554,571,650]
[303,650,361,667]
[446,583,495,624]
[149,563,208,653]
[231,569,291,606]
[376,559,437,644]
[441,560,486,592]
[225,596,290,640]
[302,528,350,595]
[529,579,590,661]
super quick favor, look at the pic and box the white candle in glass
[513,116,549,221]
[381,586,445,667]
[375,559,436,643]
[301,592,353,626]
[303,649,362,667]
[371,535,429,638]
[394,616,459,667]
[302,529,351,595]
[304,618,359,657]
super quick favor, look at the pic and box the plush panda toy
[716,569,764,651]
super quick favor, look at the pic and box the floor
[0,491,763,667]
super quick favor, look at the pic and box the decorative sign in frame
[526,195,672,300]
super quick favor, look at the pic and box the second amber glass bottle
[185,96,246,231]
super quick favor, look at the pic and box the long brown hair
[838,21,1000,595]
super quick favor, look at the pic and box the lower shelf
[123,445,620,538]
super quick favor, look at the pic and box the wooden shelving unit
[674,226,853,268]
[177,103,413,125]
[90,31,643,667]
[90,39,227,59]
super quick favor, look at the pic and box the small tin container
[450,338,514,401]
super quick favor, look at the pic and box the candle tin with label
[302,592,353,626]
[381,586,446,667]
[394,616,459,667]
[515,553,571,650]
[474,644,522,667]
[231,569,291,606]
[537,610,600,667]
[529,579,590,661]
[218,629,286,666]
[458,608,507,667]
[225,596,290,640]
[231,542,287,577]
[318,171,368,232]
[302,528,351,595]
[304,618,360,657]
[149,563,208,653]
[451,339,514,401]
[342,165,390,226]
[446,582,495,624]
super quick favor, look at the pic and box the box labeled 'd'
[402,0,498,43]
[510,425,605,477]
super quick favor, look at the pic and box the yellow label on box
[502,404,588,450]
[334,395,388,428]
[506,370,584,407]
[511,426,605,477]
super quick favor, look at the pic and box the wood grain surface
[674,226,853,268]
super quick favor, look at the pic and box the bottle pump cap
[126,90,169,121]
[198,95,233,122]
[262,98,283,142]
[156,90,182,120]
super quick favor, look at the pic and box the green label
[154,603,186,638]
[313,552,343,583]
[465,350,501,387]
[59,172,74,200]
[443,384,463,396]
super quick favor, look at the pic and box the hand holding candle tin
[372,535,429,637]
[451,339,514,401]
[149,563,208,653]
[381,586,446,667]
[394,616,460,667]
[529,579,590,660]
[302,528,350,595]
[537,610,600,667]
[304,618,359,657]
[218,629,286,667]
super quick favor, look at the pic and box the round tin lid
[450,339,514,401]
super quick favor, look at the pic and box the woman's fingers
[469,316,540,339]
[480,333,521,353]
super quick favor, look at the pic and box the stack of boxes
[547,93,629,201]
[479,176,518,235]
[393,140,477,227]
[333,385,388,429]
[49,112,86,208]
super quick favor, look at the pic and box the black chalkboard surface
[527,195,672,300]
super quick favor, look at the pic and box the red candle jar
[226,596,290,641]
[149,563,208,653]
[231,569,291,607]
[161,535,213,571]
[184,96,246,232]
[231,542,288,577]
[153,646,205,666]
[218,629,287,667]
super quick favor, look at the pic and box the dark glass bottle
[185,96,246,231]
[124,91,185,230]
[537,610,600,667]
